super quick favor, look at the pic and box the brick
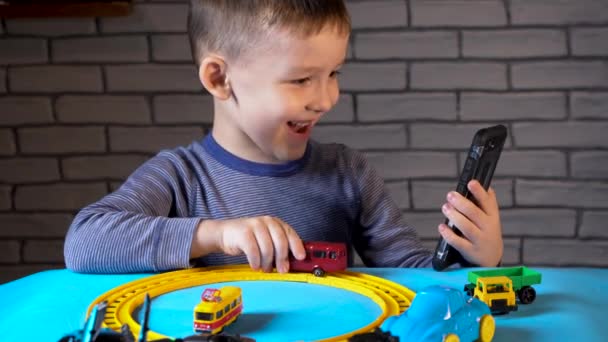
[411,0,506,27]
[56,96,151,124]
[346,0,407,29]
[106,64,201,92]
[411,62,507,90]
[23,240,64,263]
[0,158,60,183]
[403,211,444,238]
[312,124,406,150]
[0,38,48,64]
[62,155,149,180]
[511,0,608,25]
[501,208,576,237]
[571,27,608,56]
[502,238,522,265]
[365,152,456,180]
[385,181,410,210]
[523,239,608,266]
[151,34,192,62]
[355,31,458,59]
[109,126,204,153]
[571,152,608,179]
[325,95,354,123]
[492,150,566,177]
[153,95,213,124]
[571,92,608,119]
[19,126,106,154]
[513,122,608,148]
[516,179,608,208]
[463,29,566,58]
[410,123,512,149]
[0,213,73,238]
[358,93,457,122]
[5,18,96,36]
[0,97,53,125]
[580,211,608,238]
[352,251,364,266]
[101,4,188,33]
[0,264,64,285]
[15,183,107,210]
[0,240,20,263]
[340,63,407,91]
[0,67,6,93]
[10,66,103,93]
[110,181,123,192]
[0,129,16,155]
[411,179,513,210]
[0,186,11,210]
[512,61,608,89]
[52,36,148,63]
[461,92,566,120]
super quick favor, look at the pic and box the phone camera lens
[488,140,496,150]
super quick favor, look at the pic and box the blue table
[0,267,606,341]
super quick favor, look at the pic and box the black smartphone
[432,124,507,271]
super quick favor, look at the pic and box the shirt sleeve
[63,149,202,273]
[346,148,434,268]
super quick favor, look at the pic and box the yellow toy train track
[87,265,415,342]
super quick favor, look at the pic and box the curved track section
[87,265,415,341]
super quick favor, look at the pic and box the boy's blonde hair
[188,0,351,66]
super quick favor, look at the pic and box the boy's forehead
[258,26,348,66]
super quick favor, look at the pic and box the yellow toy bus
[193,286,243,334]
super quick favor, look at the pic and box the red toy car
[289,241,347,277]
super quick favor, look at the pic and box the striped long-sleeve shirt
[64,134,433,273]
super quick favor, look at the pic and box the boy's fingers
[253,222,275,272]
[447,191,484,228]
[284,223,305,260]
[439,223,473,255]
[267,220,290,273]
[468,180,498,216]
[241,229,261,271]
[442,203,480,243]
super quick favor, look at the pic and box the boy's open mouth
[287,120,312,134]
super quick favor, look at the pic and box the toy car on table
[380,285,495,342]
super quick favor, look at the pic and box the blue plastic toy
[380,285,495,342]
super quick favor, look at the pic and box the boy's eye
[330,70,341,78]
[291,77,311,85]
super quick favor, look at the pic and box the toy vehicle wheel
[443,333,460,342]
[518,286,536,304]
[477,314,495,342]
[313,267,325,277]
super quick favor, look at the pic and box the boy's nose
[309,83,336,114]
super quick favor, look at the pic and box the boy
[64,0,503,274]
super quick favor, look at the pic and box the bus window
[329,251,337,259]
[224,305,230,314]
[231,300,236,309]
[312,250,326,258]
[195,312,213,321]
[216,310,223,319]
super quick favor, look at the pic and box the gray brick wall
[1,0,607,283]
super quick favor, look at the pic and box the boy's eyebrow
[290,61,345,73]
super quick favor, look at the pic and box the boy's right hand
[192,216,306,273]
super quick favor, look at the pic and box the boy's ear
[199,55,231,100]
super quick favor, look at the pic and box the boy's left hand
[437,180,503,267]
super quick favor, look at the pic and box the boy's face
[212,25,349,164]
